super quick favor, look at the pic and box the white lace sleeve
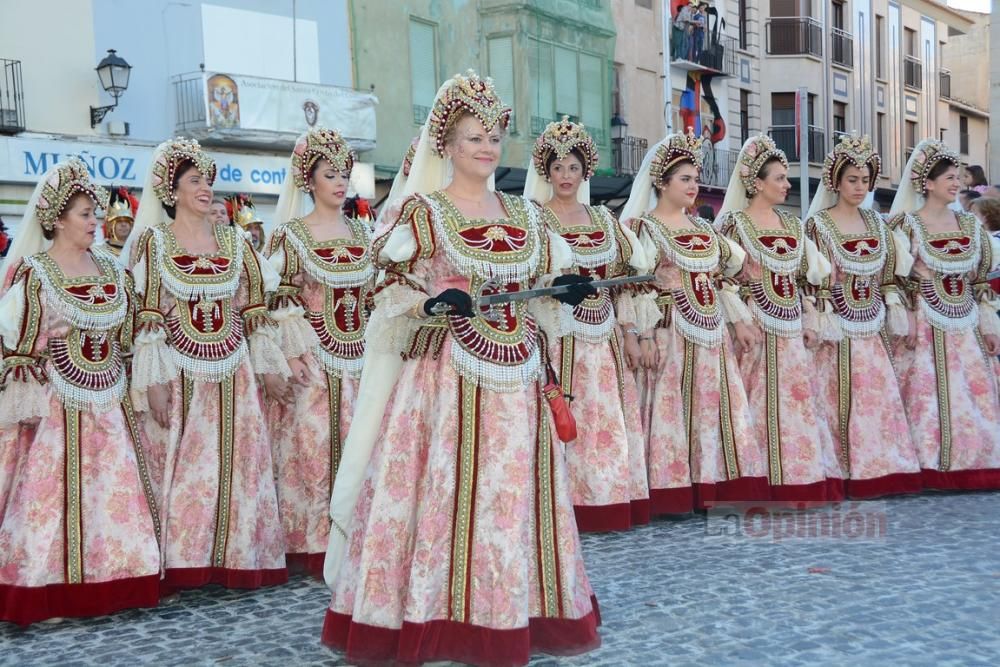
[131,329,179,392]
[248,328,292,377]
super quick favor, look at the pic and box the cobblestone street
[3,492,999,666]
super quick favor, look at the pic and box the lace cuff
[131,329,179,392]
[886,300,909,337]
[978,301,1000,338]
[804,237,833,286]
[248,328,292,378]
[271,304,320,359]
[366,282,427,354]
[817,302,844,341]
[0,374,51,426]
[529,298,566,340]
[718,283,753,324]
[617,290,662,333]
[720,237,747,278]
[802,296,820,333]
[891,227,916,277]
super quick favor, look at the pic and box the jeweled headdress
[34,158,109,231]
[908,139,960,194]
[226,194,262,229]
[426,70,511,157]
[531,116,599,181]
[822,134,881,192]
[737,134,788,196]
[150,137,217,206]
[650,132,703,184]
[291,127,355,191]
[401,134,421,177]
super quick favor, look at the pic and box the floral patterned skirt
[323,345,600,666]
[0,396,161,625]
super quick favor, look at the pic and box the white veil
[715,136,757,226]
[120,139,179,267]
[889,141,931,217]
[619,136,670,224]
[522,157,591,205]
[1,166,53,289]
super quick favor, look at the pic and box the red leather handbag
[543,362,577,443]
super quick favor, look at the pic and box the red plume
[224,196,236,222]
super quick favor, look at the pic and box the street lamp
[90,49,132,127]
[610,114,628,175]
[610,114,628,141]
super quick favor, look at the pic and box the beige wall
[0,0,98,136]
[943,20,989,110]
[611,0,664,146]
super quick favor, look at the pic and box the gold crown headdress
[737,134,788,195]
[34,158,109,231]
[106,186,138,223]
[150,138,217,206]
[822,134,881,192]
[650,133,703,184]
[426,71,511,157]
[531,116,599,181]
[401,134,421,177]
[291,128,355,191]
[226,194,262,229]
[908,139,960,194]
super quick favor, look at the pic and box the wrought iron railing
[0,58,25,134]
[766,17,823,58]
[612,136,648,176]
[173,72,207,132]
[700,147,736,187]
[831,28,854,68]
[770,125,826,163]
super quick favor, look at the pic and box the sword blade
[476,275,654,306]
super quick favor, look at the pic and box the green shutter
[488,36,515,130]
[554,46,578,119]
[409,20,437,120]
[579,53,604,144]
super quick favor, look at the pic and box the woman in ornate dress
[125,138,291,591]
[716,135,844,502]
[321,72,601,666]
[888,138,1000,489]
[522,117,650,531]
[620,134,768,514]
[803,135,922,498]
[265,128,372,576]
[0,159,161,624]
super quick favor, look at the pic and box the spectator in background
[209,198,229,225]
[672,2,692,61]
[984,185,1000,199]
[959,189,982,212]
[962,164,989,194]
[970,197,1000,305]
[689,2,707,62]
[696,204,715,222]
[0,217,9,258]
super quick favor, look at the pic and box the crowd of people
[1,70,999,666]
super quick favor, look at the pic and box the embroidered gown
[538,204,650,532]
[266,216,373,576]
[323,192,600,666]
[719,210,845,502]
[130,224,288,590]
[631,214,768,514]
[891,211,1000,489]
[806,210,922,498]
[0,251,161,625]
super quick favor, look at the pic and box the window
[488,36,515,131]
[904,28,917,57]
[959,115,969,155]
[409,19,437,124]
[554,46,579,118]
[770,0,805,17]
[579,53,604,141]
[875,15,885,79]
[833,102,846,137]
[832,1,845,31]
[635,0,652,8]
[528,39,554,129]
[905,120,918,155]
[740,89,750,145]
[612,63,623,116]
[739,0,749,50]
[772,92,796,126]
[876,112,886,156]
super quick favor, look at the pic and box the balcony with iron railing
[770,125,826,163]
[700,147,737,188]
[766,17,823,58]
[904,56,922,90]
[672,32,739,77]
[0,58,25,134]
[939,69,952,99]
[831,28,853,68]
[612,136,648,176]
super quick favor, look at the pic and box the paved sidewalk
[2,492,999,666]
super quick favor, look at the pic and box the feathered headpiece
[150,137,217,206]
[650,132,703,184]
[291,127,355,191]
[737,134,788,196]
[822,134,881,192]
[34,158,109,231]
[531,116,599,181]
[225,194,262,229]
[426,70,511,157]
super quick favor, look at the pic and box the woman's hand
[732,321,759,355]
[905,310,919,350]
[551,274,597,306]
[149,383,172,428]
[983,333,1000,356]
[623,331,642,371]
[263,373,294,406]
[639,336,659,370]
[287,357,310,387]
[803,329,819,350]
[423,288,475,317]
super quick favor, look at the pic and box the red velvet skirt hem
[161,566,288,592]
[920,467,1000,490]
[286,552,326,579]
[321,595,601,667]
[630,498,651,526]
[573,502,633,532]
[846,472,923,499]
[697,477,771,508]
[648,486,694,515]
[0,573,160,626]
[767,478,846,505]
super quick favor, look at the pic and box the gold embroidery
[64,408,83,584]
[932,328,952,471]
[765,333,783,484]
[122,394,162,546]
[449,377,480,622]
[837,338,852,473]
[327,372,343,499]
[534,381,560,617]
[718,347,739,480]
[211,375,236,568]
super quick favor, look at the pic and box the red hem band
[161,566,288,591]
[573,502,633,532]
[321,595,601,666]
[648,486,694,516]
[695,477,771,509]
[846,472,923,499]
[920,467,1000,490]
[0,573,160,626]
[767,478,846,505]
[629,498,651,526]
[286,552,326,579]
